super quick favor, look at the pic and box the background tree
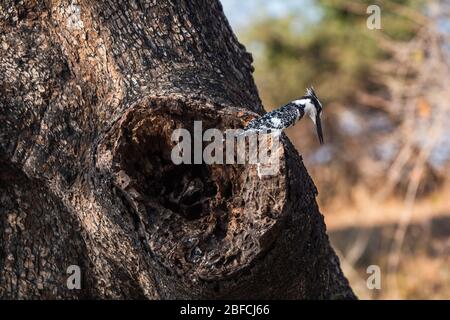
[238,0,449,203]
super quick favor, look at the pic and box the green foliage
[240,0,423,110]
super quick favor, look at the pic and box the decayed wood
[0,0,355,299]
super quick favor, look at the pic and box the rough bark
[0,0,355,299]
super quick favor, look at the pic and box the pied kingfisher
[242,87,324,144]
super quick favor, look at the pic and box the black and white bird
[242,87,324,144]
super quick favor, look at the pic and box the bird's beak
[316,115,324,145]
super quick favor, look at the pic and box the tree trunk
[0,0,355,299]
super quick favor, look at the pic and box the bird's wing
[244,104,299,131]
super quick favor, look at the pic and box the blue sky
[220,0,321,31]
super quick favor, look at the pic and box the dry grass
[323,185,450,299]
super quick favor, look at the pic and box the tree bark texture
[0,0,356,299]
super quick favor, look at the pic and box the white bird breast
[294,98,316,122]
[303,101,317,122]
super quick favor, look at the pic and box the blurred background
[221,0,450,299]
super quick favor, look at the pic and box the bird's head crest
[306,86,317,98]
